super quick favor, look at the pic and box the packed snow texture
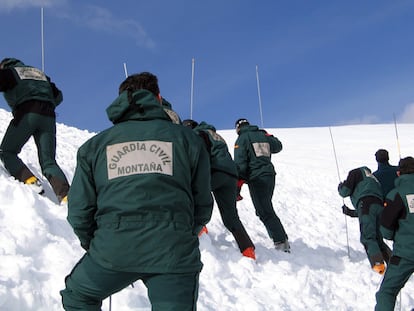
[0,108,413,310]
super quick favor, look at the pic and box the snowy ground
[0,107,413,311]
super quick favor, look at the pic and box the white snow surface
[0,108,413,311]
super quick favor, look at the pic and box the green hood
[106,89,170,124]
[1,58,24,68]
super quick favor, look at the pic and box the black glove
[342,204,358,217]
[338,182,344,192]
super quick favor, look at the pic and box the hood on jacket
[0,58,25,69]
[106,89,170,124]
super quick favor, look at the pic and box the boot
[24,176,44,195]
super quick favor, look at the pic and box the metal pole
[41,7,45,72]
[329,126,351,258]
[255,65,264,128]
[123,62,128,78]
[393,113,402,159]
[190,58,195,119]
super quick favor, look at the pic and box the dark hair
[119,72,160,96]
[182,119,198,129]
[375,149,389,163]
[398,156,414,175]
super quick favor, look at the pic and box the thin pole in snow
[255,65,264,128]
[41,7,45,72]
[393,113,402,159]
[190,58,195,119]
[123,62,128,78]
[329,126,351,258]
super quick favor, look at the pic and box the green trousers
[0,112,69,198]
[211,171,254,252]
[248,174,288,243]
[357,201,392,267]
[375,256,414,311]
[61,253,199,311]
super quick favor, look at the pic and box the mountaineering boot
[372,262,385,275]
[198,226,208,237]
[59,195,68,205]
[242,247,256,260]
[275,240,290,253]
[24,176,45,195]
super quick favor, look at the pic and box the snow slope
[0,108,413,311]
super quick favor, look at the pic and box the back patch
[107,140,173,180]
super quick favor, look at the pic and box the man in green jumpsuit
[183,119,256,259]
[375,157,414,311]
[0,57,70,203]
[233,118,289,252]
[338,166,392,274]
[60,72,213,311]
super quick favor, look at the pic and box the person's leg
[212,172,254,252]
[358,203,384,267]
[375,256,414,311]
[61,253,140,311]
[144,272,199,311]
[248,175,288,243]
[0,116,35,181]
[32,114,69,200]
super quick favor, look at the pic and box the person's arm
[0,69,17,91]
[46,75,63,106]
[338,168,363,198]
[234,136,249,180]
[261,130,282,154]
[191,141,213,235]
[67,146,98,250]
[380,193,405,240]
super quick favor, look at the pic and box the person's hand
[237,179,245,201]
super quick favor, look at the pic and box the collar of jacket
[106,89,170,124]
[196,121,216,132]
[238,124,259,134]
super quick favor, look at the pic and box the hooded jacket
[234,124,282,181]
[380,174,414,260]
[338,166,383,208]
[0,59,62,111]
[67,89,213,273]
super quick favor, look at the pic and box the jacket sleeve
[263,131,282,154]
[67,146,98,250]
[46,76,63,106]
[338,168,362,198]
[234,136,249,180]
[380,193,405,240]
[191,142,213,235]
[0,69,17,91]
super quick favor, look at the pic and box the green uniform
[234,124,288,244]
[194,121,254,252]
[375,173,414,311]
[61,89,213,310]
[0,58,69,201]
[373,162,398,197]
[338,167,391,267]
